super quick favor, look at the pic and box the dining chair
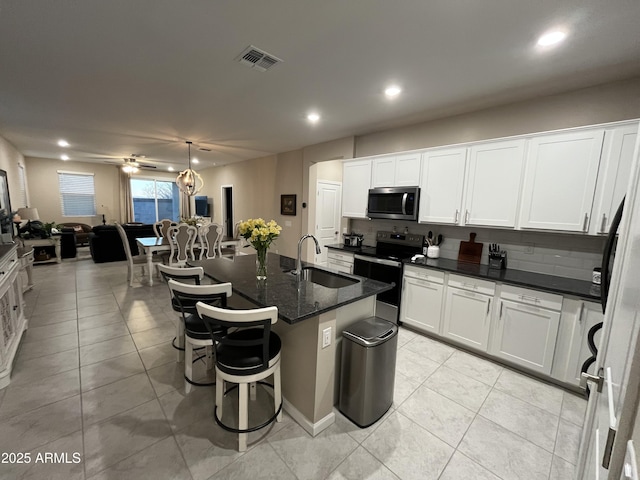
[158,264,205,362]
[153,219,177,239]
[196,302,282,452]
[167,224,198,266]
[199,223,223,259]
[115,222,159,287]
[168,279,232,390]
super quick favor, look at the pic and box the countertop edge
[326,244,600,302]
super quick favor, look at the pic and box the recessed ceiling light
[192,158,199,164]
[60,154,69,161]
[168,166,174,172]
[57,139,69,147]
[537,30,567,47]
[385,85,402,98]
[307,113,320,123]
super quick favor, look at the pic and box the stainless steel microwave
[367,187,420,221]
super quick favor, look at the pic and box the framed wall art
[280,194,296,216]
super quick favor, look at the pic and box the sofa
[89,223,156,263]
[58,222,93,246]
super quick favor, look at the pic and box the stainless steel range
[353,231,424,320]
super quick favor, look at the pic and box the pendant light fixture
[176,141,204,196]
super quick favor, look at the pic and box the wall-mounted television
[195,196,210,217]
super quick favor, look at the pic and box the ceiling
[1,1,639,171]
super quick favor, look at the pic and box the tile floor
[0,250,587,480]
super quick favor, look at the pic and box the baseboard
[283,398,335,437]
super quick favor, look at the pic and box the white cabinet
[490,286,561,375]
[371,153,421,188]
[552,299,603,386]
[327,250,354,274]
[463,139,526,227]
[0,247,27,389]
[342,159,372,218]
[399,266,444,334]
[442,275,495,351]
[418,147,467,224]
[519,129,605,232]
[590,123,638,234]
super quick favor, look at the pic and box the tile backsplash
[349,219,605,282]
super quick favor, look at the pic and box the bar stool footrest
[214,381,283,434]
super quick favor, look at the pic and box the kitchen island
[189,253,393,435]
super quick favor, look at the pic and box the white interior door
[315,181,341,266]
[577,128,640,479]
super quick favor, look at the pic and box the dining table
[136,236,170,286]
[136,235,248,286]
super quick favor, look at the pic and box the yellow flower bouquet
[238,218,282,279]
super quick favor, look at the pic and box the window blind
[57,171,96,216]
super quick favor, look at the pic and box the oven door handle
[354,254,402,268]
[401,193,408,215]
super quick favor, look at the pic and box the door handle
[580,369,604,393]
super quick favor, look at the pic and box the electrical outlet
[322,327,331,348]
[524,243,534,254]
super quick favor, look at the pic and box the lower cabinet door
[442,287,492,351]
[491,299,560,375]
[400,277,443,334]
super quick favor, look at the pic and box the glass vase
[256,246,268,280]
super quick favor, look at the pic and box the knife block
[488,253,507,270]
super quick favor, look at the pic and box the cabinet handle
[12,305,17,311]
[486,298,491,316]
[600,214,607,234]
[518,294,540,303]
[578,302,585,324]
[454,209,459,223]
[499,302,503,319]
[583,213,589,232]
[465,210,470,223]
[462,283,477,290]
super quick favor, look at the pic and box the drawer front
[328,260,352,274]
[327,251,355,264]
[448,274,495,296]
[501,284,562,311]
[403,265,444,284]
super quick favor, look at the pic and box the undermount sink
[293,267,360,289]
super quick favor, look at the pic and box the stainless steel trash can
[339,316,398,427]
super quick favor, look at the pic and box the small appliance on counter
[343,232,364,247]
[488,243,507,270]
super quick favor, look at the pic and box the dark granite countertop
[326,244,600,302]
[189,253,394,324]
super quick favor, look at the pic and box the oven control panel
[376,231,424,247]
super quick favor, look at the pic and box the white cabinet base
[491,299,560,375]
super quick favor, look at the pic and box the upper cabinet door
[342,159,372,218]
[590,123,638,234]
[371,156,396,187]
[464,139,526,227]
[419,147,467,224]
[520,129,604,232]
[394,153,421,186]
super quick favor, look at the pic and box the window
[17,164,27,207]
[57,171,96,216]
[131,178,179,223]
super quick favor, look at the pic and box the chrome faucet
[296,234,322,276]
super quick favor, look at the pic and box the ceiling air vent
[237,45,282,72]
